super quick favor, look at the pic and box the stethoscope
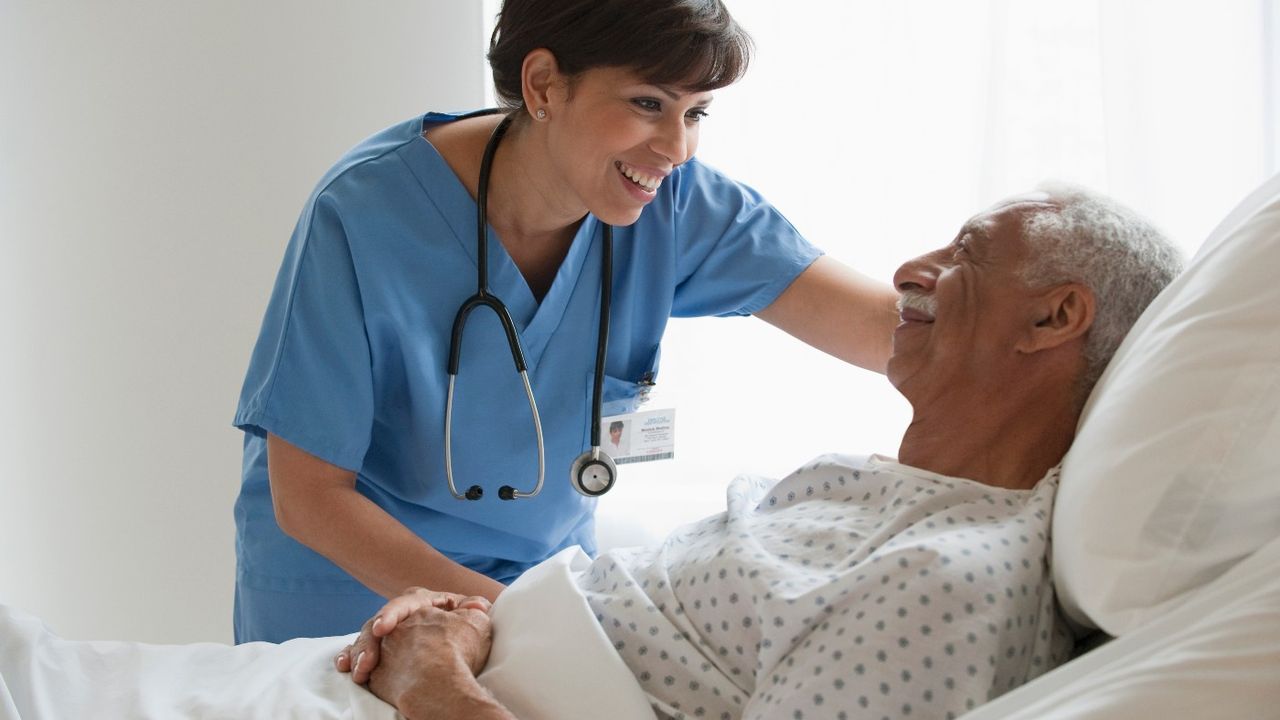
[444,110,618,501]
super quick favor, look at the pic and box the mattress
[959,534,1280,719]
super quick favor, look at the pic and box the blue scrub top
[232,111,821,642]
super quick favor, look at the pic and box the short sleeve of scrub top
[235,188,374,471]
[230,112,822,642]
[666,159,821,319]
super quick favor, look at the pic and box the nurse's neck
[426,113,585,299]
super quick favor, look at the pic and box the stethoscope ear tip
[465,485,484,501]
[498,486,517,500]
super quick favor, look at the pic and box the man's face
[887,196,1058,402]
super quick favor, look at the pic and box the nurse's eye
[686,109,710,123]
[631,97,662,112]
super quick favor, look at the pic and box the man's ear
[520,48,564,117]
[1017,282,1096,354]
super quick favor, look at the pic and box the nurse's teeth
[617,162,661,192]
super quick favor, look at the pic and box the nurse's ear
[521,48,567,122]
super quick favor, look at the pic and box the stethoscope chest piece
[570,450,617,496]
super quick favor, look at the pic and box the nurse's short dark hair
[488,0,752,110]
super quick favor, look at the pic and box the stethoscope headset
[444,110,618,502]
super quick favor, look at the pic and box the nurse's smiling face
[886,197,1060,403]
[540,64,714,226]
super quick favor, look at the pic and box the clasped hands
[334,588,494,712]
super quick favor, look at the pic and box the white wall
[1268,0,1280,172]
[0,1,485,643]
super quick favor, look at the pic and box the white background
[1,0,487,642]
[2,1,1275,643]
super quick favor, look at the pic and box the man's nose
[893,253,940,293]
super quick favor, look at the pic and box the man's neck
[896,383,1079,490]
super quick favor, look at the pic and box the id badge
[600,407,675,465]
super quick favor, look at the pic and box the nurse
[232,0,898,643]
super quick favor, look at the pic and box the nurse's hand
[337,587,492,683]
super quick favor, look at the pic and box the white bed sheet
[18,531,1274,720]
[0,613,393,720]
[958,533,1280,720]
[0,548,655,720]
[478,547,655,720]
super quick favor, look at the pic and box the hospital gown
[578,454,1072,720]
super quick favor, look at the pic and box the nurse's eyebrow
[653,85,683,100]
[654,83,715,104]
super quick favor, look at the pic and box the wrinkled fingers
[337,614,383,684]
[372,587,472,638]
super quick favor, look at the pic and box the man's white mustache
[896,290,937,319]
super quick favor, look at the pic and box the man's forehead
[960,193,1060,238]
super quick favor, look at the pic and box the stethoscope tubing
[443,110,612,501]
[588,219,613,456]
[444,112,544,501]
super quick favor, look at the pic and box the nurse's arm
[755,255,898,374]
[266,433,506,603]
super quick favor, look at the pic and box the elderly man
[340,184,1183,720]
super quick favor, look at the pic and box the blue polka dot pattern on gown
[576,454,1072,720]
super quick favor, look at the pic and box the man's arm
[388,655,516,720]
[756,255,899,374]
[366,605,517,720]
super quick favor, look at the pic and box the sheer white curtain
[594,1,1276,541]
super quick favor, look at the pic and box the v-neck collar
[402,113,602,371]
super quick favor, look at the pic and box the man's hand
[337,587,492,683]
[366,605,503,719]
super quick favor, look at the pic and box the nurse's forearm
[756,255,899,374]
[267,434,506,603]
[286,485,506,602]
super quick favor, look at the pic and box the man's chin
[885,356,910,393]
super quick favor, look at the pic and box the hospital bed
[2,173,1278,719]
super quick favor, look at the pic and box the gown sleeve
[233,191,375,472]
[669,159,823,318]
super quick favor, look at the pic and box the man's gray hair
[1020,182,1184,396]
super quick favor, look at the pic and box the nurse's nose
[651,115,692,166]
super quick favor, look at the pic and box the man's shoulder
[790,452,876,476]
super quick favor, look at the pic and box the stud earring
[535,108,547,120]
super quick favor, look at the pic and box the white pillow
[1055,173,1280,635]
